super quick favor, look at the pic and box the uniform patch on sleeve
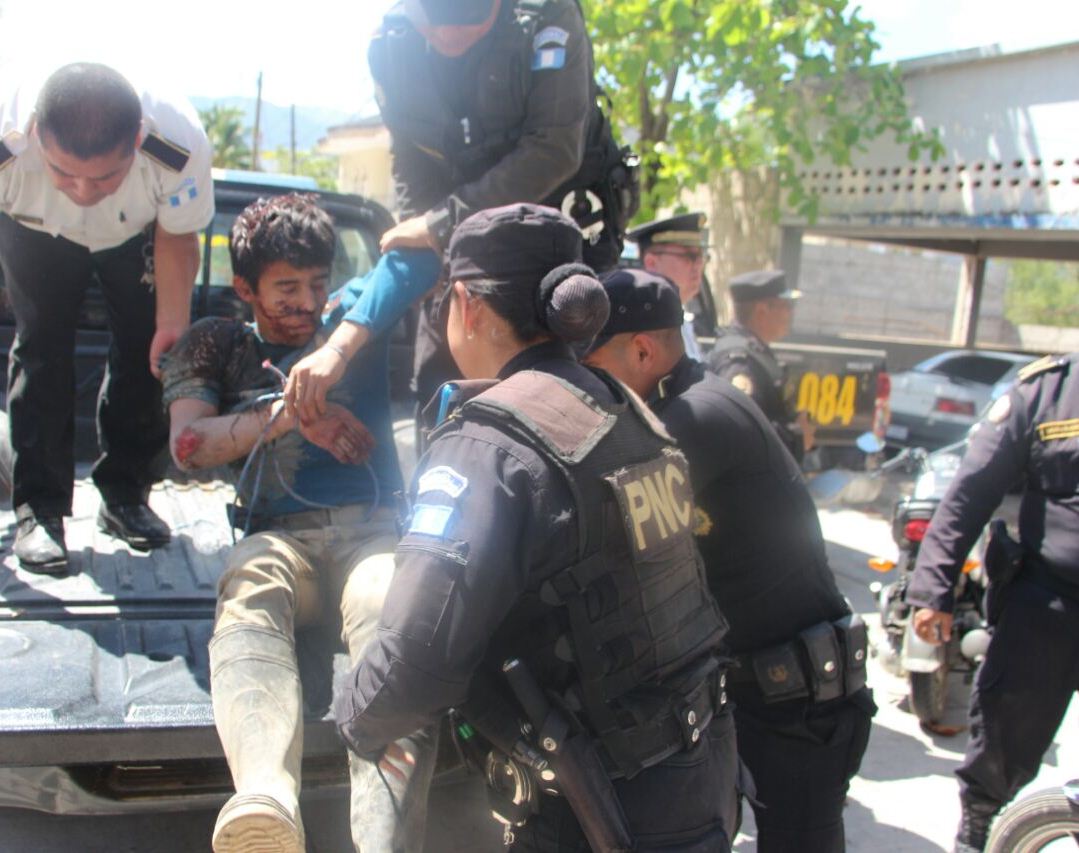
[731,373,754,396]
[534,26,569,49]
[532,47,566,70]
[532,25,569,74]
[417,465,469,499]
[168,176,200,208]
[408,503,454,538]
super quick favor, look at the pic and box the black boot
[955,797,997,853]
[13,507,68,574]
[97,501,171,550]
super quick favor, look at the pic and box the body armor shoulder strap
[467,370,618,464]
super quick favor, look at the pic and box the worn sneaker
[97,501,171,550]
[13,510,68,574]
[212,793,305,853]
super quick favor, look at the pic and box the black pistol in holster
[983,518,1024,625]
[501,658,636,853]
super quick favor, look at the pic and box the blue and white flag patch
[417,465,469,499]
[168,177,199,208]
[408,503,454,538]
[532,26,569,71]
[532,47,566,71]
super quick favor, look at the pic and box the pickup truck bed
[0,473,347,813]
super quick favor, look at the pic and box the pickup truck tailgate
[0,478,231,765]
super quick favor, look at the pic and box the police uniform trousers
[509,709,740,852]
[957,574,1079,812]
[731,686,874,853]
[0,214,167,515]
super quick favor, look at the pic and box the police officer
[369,0,634,410]
[627,211,711,360]
[0,63,212,572]
[707,270,815,462]
[335,204,738,851]
[585,269,875,853]
[906,352,1079,853]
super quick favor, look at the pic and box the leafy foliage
[1003,260,1079,328]
[262,148,340,192]
[197,105,252,170]
[583,0,941,221]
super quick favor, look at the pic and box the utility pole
[290,104,297,174]
[252,72,263,171]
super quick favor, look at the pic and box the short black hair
[36,63,142,159]
[230,193,336,289]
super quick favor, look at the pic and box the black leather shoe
[98,502,171,551]
[14,512,68,574]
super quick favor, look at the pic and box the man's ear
[641,252,658,273]
[631,331,657,365]
[233,275,256,304]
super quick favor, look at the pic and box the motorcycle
[867,440,993,729]
[986,779,1079,852]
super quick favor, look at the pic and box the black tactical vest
[455,369,728,776]
[371,0,637,271]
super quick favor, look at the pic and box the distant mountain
[190,96,360,152]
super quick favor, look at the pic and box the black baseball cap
[404,0,497,26]
[728,269,801,302]
[588,268,684,352]
[449,203,582,286]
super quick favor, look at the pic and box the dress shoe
[98,501,171,551]
[14,512,68,574]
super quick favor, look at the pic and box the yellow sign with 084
[796,372,857,426]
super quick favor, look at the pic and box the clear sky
[1,0,1076,115]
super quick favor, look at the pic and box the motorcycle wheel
[909,665,948,726]
[986,789,1079,853]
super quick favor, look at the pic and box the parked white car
[886,349,1036,447]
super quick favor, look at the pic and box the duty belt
[599,666,729,779]
[728,615,868,705]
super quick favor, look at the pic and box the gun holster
[984,518,1024,625]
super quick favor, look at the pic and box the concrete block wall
[793,237,1020,347]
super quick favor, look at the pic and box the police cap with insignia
[588,268,684,352]
[626,212,708,251]
[404,0,497,26]
[728,269,801,302]
[449,203,609,344]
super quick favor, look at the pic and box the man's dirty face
[235,260,330,346]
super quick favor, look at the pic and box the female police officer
[335,204,738,851]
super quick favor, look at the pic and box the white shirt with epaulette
[0,81,213,252]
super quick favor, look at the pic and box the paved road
[2,449,1076,850]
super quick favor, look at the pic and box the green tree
[197,105,252,170]
[584,0,940,222]
[1003,260,1079,328]
[262,148,339,191]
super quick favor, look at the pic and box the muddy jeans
[214,503,437,852]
